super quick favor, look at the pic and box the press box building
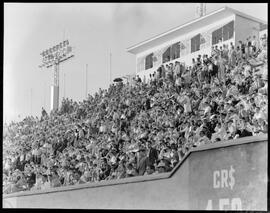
[127,7,267,81]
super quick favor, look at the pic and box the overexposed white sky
[4,3,267,123]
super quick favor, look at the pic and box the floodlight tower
[39,40,74,112]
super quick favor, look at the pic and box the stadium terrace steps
[3,134,267,210]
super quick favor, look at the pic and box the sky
[3,3,267,123]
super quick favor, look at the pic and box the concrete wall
[3,134,267,210]
[3,158,191,209]
[189,139,267,210]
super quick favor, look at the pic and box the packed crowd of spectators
[3,34,268,194]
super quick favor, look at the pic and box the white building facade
[127,7,267,81]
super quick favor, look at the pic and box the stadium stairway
[3,134,267,210]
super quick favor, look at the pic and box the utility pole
[85,64,88,98]
[109,51,112,83]
[30,88,32,115]
[63,29,66,41]
[43,83,46,107]
[64,73,66,98]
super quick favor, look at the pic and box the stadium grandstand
[3,5,268,210]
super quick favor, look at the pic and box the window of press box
[145,53,154,70]
[212,28,223,45]
[191,34,201,53]
[162,46,171,63]
[222,21,234,41]
[171,42,180,60]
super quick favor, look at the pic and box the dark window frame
[191,34,201,53]
[222,21,234,41]
[212,28,223,45]
[145,53,154,70]
[212,21,234,45]
[162,47,171,63]
[171,42,181,60]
